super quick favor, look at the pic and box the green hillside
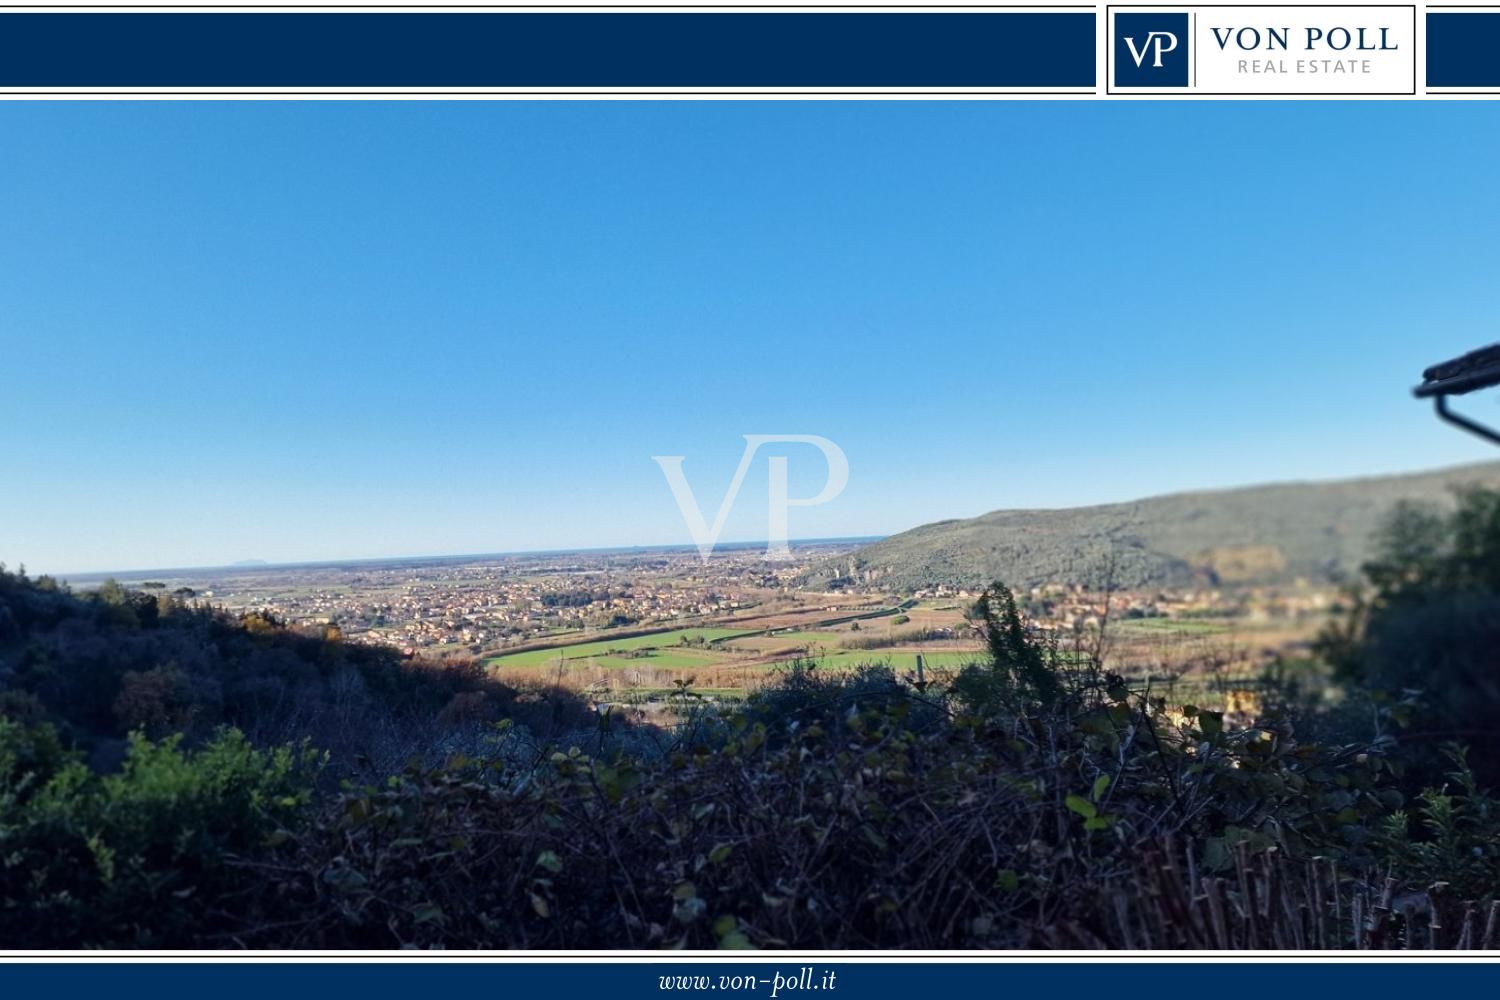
[801,461,1500,591]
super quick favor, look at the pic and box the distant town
[61,539,1340,702]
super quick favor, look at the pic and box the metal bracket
[1416,343,1500,447]
[1435,393,1500,447]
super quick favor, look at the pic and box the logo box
[1114,12,1190,87]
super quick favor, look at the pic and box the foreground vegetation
[4,489,1500,948]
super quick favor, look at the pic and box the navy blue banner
[2,962,1498,1000]
[1428,11,1500,88]
[0,12,1096,89]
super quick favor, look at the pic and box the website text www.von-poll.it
[659,968,838,996]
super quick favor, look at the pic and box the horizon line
[50,535,888,582]
[32,455,1500,582]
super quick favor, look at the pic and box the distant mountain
[800,462,1500,592]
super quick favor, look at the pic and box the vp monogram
[1114,12,1189,87]
[1125,30,1179,68]
[653,435,848,562]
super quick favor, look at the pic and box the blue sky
[3,101,1499,574]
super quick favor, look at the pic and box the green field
[721,630,846,651]
[484,623,989,683]
[485,627,748,668]
[587,649,725,669]
[812,649,985,671]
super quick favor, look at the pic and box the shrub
[952,584,1063,712]
[1376,745,1500,902]
[0,721,320,947]
[1317,488,1500,787]
[113,664,204,739]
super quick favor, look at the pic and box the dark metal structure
[1415,343,1500,446]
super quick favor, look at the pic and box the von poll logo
[1110,6,1416,95]
[653,435,848,562]
[1114,12,1190,87]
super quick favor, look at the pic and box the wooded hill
[801,461,1500,591]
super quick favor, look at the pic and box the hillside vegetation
[801,461,1500,592]
[5,487,1500,948]
[0,570,594,776]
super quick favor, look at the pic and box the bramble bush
[214,660,1405,949]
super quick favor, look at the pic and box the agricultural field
[1112,617,1234,636]
[483,627,748,669]
[478,588,1325,700]
[582,650,722,670]
[717,630,847,655]
[815,649,984,671]
[482,604,990,696]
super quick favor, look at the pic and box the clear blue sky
[3,101,1499,575]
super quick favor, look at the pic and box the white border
[5,0,1500,964]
